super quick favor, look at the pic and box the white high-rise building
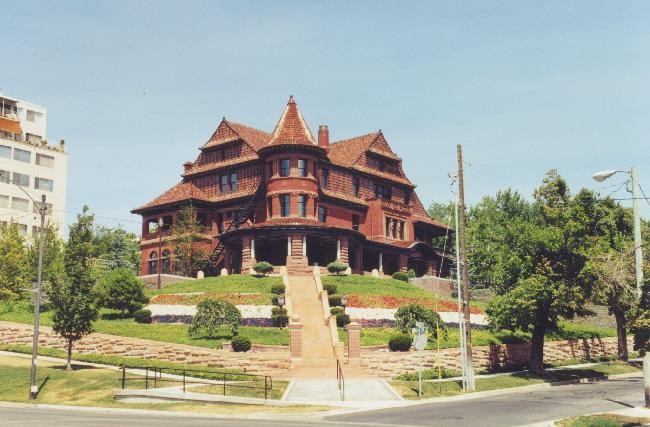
[0,91,67,239]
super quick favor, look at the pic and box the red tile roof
[202,119,271,151]
[266,96,317,147]
[327,132,380,167]
[411,192,450,229]
[132,181,211,212]
[183,154,259,177]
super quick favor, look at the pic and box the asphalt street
[0,376,644,427]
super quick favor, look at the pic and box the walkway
[283,379,401,402]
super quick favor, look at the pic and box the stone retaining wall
[0,321,290,376]
[360,336,632,378]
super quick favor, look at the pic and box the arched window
[161,249,171,274]
[148,251,158,275]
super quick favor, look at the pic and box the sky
[2,0,649,234]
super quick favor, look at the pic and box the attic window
[375,183,391,199]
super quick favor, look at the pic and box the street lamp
[340,295,348,313]
[157,217,164,290]
[277,294,285,309]
[592,166,647,407]
[592,167,644,298]
[0,171,47,400]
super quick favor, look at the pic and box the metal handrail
[120,365,273,401]
[336,359,345,401]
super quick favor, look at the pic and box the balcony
[0,109,18,120]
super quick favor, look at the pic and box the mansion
[132,97,449,277]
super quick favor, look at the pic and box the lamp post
[592,166,647,406]
[157,217,164,290]
[277,294,285,309]
[0,171,46,400]
[340,295,348,313]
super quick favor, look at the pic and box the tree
[168,205,209,277]
[395,304,447,339]
[428,201,455,253]
[0,224,29,300]
[92,226,140,272]
[97,268,148,317]
[49,206,99,370]
[27,223,65,296]
[485,171,592,374]
[188,299,242,338]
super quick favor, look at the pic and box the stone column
[378,252,383,274]
[241,236,252,273]
[289,317,303,359]
[347,322,362,365]
[302,236,307,257]
[339,237,349,264]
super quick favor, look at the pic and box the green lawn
[0,301,289,348]
[322,274,435,297]
[557,414,649,427]
[338,322,617,350]
[193,380,289,400]
[152,274,282,295]
[390,362,640,399]
[0,354,325,413]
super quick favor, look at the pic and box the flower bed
[150,292,271,306]
[346,295,483,314]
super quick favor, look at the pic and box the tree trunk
[529,321,547,375]
[66,338,73,371]
[612,306,629,361]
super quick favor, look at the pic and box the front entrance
[255,237,288,266]
[306,236,337,266]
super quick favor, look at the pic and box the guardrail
[119,366,273,401]
[336,359,345,400]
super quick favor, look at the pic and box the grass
[152,274,282,295]
[0,354,327,413]
[338,322,617,350]
[192,380,289,400]
[390,362,640,399]
[0,300,289,348]
[556,414,650,427]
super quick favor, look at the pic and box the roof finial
[222,116,226,121]
[288,95,295,104]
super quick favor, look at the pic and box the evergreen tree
[49,206,99,370]
[169,204,209,277]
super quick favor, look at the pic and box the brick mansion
[132,97,449,277]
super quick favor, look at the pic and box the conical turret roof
[266,96,318,147]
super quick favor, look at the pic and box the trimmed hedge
[271,315,288,327]
[388,333,413,352]
[328,294,343,307]
[392,272,410,282]
[231,336,252,352]
[271,284,286,295]
[133,309,152,324]
[327,261,349,275]
[322,283,337,295]
[252,261,273,276]
[330,307,344,315]
[335,313,350,328]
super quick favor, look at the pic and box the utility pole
[157,217,163,289]
[456,144,475,391]
[29,194,46,400]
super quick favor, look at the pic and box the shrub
[330,307,344,315]
[231,336,251,352]
[407,269,416,278]
[388,333,412,352]
[252,261,273,276]
[271,283,286,295]
[188,299,242,337]
[322,283,337,295]
[271,314,289,327]
[271,307,287,316]
[394,304,447,339]
[327,261,349,275]
[271,295,287,306]
[97,268,149,317]
[392,272,410,282]
[328,294,343,307]
[133,309,152,324]
[336,313,350,328]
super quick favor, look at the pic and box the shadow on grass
[35,376,49,397]
[99,312,131,321]
[51,364,100,371]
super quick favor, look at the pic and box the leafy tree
[49,206,99,370]
[0,224,29,300]
[428,201,455,253]
[485,171,592,374]
[97,268,148,317]
[169,205,209,277]
[27,223,65,296]
[188,299,242,338]
[394,304,447,339]
[92,226,140,272]
[631,281,650,356]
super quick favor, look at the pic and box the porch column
[250,239,256,261]
[241,236,253,273]
[356,246,363,273]
[378,252,383,274]
[302,236,307,257]
[339,238,349,264]
[287,236,292,261]
[336,239,341,261]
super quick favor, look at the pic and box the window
[321,168,329,187]
[0,145,10,159]
[12,172,29,187]
[33,202,53,215]
[392,220,398,238]
[220,174,229,192]
[13,148,31,163]
[318,206,328,223]
[297,195,306,217]
[35,177,54,192]
[36,153,54,167]
[280,195,290,217]
[385,217,391,237]
[375,182,391,199]
[297,159,307,177]
[352,176,360,197]
[26,110,35,122]
[0,195,8,208]
[0,170,9,183]
[148,251,158,275]
[352,214,359,231]
[230,173,238,192]
[161,249,171,274]
[280,159,291,177]
[399,221,405,240]
[11,197,29,212]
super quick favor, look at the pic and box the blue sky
[2,1,649,233]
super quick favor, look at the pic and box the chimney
[318,125,329,148]
[59,139,65,152]
[183,161,193,174]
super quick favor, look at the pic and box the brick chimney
[318,125,329,148]
[183,161,193,174]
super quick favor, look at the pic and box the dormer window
[375,182,391,199]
